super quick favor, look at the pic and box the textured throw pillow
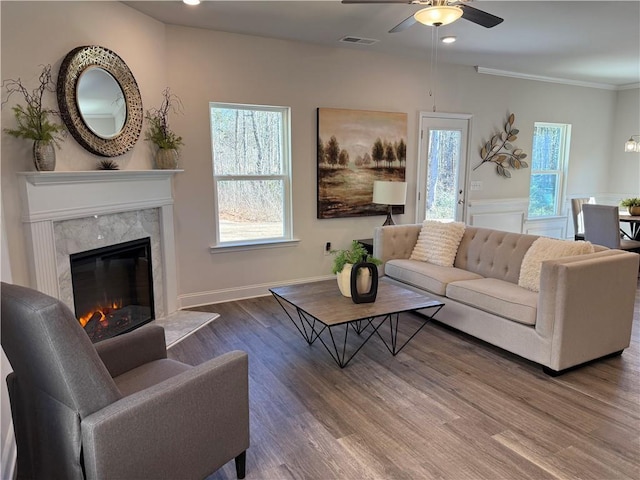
[518,237,595,292]
[410,220,466,267]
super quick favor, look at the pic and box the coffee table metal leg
[272,294,326,344]
[376,305,444,355]
[320,316,386,368]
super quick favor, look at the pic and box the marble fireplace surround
[17,170,181,319]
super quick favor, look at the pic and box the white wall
[609,88,640,197]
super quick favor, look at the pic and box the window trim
[528,122,572,219]
[210,102,293,247]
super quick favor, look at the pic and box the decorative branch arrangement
[145,87,184,150]
[2,64,65,147]
[474,113,528,178]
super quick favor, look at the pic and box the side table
[355,238,374,255]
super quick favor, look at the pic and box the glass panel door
[417,113,470,222]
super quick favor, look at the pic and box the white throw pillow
[518,237,595,292]
[410,220,466,267]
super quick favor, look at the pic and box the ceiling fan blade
[342,1,415,4]
[459,4,503,28]
[389,14,418,33]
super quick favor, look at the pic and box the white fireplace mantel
[17,170,182,315]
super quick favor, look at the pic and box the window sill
[209,238,300,254]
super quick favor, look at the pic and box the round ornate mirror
[57,45,143,157]
[76,67,126,139]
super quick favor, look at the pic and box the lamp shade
[372,181,407,206]
[414,6,463,26]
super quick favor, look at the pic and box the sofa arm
[82,350,249,480]
[537,250,639,371]
[373,224,422,275]
[94,324,167,378]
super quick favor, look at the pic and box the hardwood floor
[171,282,640,480]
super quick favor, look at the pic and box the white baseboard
[177,274,334,309]
[1,424,16,480]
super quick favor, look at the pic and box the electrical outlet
[324,242,331,256]
[471,181,483,191]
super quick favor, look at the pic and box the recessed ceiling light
[441,36,457,44]
[183,0,200,5]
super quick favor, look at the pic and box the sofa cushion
[410,220,466,267]
[518,237,595,292]
[446,278,538,326]
[385,259,483,296]
[454,227,538,284]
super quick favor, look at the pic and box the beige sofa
[374,224,639,375]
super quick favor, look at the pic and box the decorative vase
[350,261,379,304]
[33,140,56,171]
[155,148,179,169]
[629,206,640,216]
[337,263,371,298]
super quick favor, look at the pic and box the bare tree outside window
[528,123,571,218]
[210,104,292,244]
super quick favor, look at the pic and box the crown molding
[474,66,630,91]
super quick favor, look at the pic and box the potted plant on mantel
[621,197,640,216]
[2,64,65,171]
[144,87,184,169]
[331,240,381,298]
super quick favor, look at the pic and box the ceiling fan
[341,0,504,33]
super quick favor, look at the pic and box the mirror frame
[57,45,143,157]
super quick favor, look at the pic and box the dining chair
[570,197,590,241]
[582,204,640,252]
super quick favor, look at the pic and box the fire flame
[78,300,122,327]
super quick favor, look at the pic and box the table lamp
[372,180,407,226]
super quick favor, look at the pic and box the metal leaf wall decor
[474,113,528,178]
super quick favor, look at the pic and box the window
[210,103,292,246]
[528,122,571,218]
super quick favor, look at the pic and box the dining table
[619,214,640,241]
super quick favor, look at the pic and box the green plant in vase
[2,64,65,171]
[145,87,184,169]
[621,197,640,215]
[331,240,381,297]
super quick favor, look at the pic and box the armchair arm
[82,350,249,480]
[537,250,639,371]
[373,224,422,275]
[94,324,167,378]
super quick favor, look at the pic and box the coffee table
[270,279,444,368]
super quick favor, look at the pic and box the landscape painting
[317,108,407,219]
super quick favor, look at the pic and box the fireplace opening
[70,237,155,343]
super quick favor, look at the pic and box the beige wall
[1,1,167,287]
[1,1,635,300]
[0,1,167,473]
[164,24,623,303]
[1,1,636,469]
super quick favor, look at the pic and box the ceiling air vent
[339,36,379,46]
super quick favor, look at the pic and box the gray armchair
[1,282,249,480]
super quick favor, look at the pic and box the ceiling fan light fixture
[414,6,463,27]
[183,0,200,6]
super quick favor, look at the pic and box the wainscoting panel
[466,198,529,233]
[524,217,567,239]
